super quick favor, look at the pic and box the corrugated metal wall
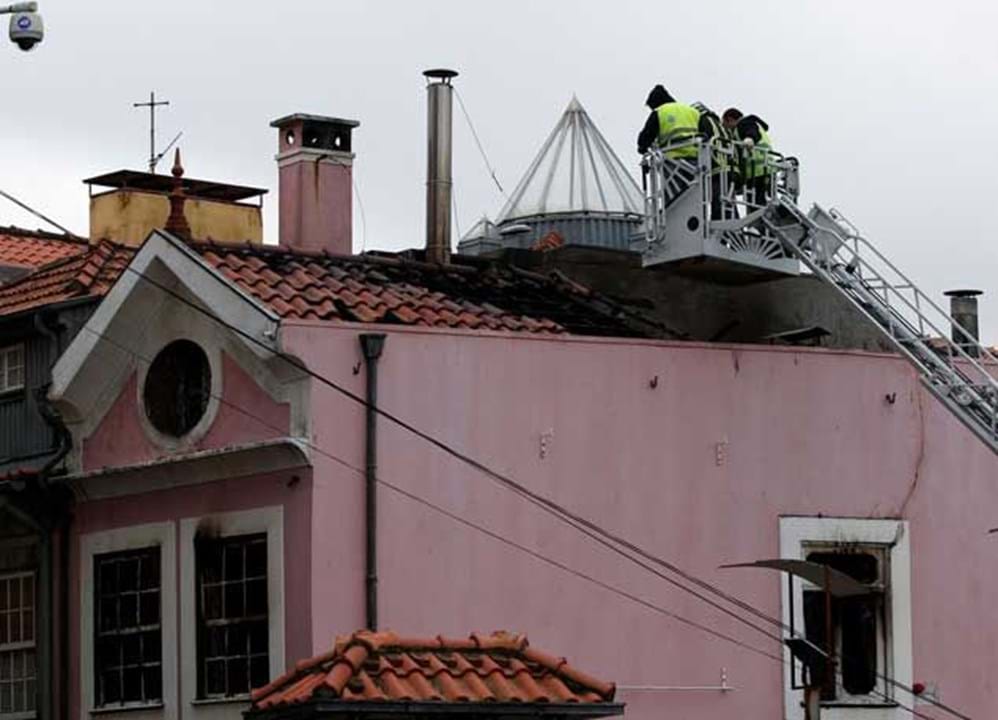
[458,214,643,256]
[0,303,96,471]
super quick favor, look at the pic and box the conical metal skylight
[496,96,643,223]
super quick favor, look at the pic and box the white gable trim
[50,231,280,414]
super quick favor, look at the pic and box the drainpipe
[359,333,386,630]
[32,310,73,720]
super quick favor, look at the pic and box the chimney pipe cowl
[944,288,983,356]
[424,68,458,265]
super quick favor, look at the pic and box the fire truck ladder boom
[763,200,998,455]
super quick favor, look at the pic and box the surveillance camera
[9,11,43,51]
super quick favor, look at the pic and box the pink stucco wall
[82,353,291,469]
[282,323,998,719]
[68,469,312,720]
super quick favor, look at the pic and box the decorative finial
[172,148,184,179]
[165,147,192,239]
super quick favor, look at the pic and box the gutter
[359,333,386,631]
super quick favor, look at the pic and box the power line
[75,320,953,720]
[454,87,506,197]
[0,188,81,238]
[108,257,972,719]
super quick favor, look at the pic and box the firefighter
[637,84,700,159]
[722,107,774,208]
[693,102,733,220]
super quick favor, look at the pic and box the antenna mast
[133,91,170,173]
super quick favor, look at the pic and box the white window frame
[0,570,36,720]
[0,345,25,394]
[80,522,177,720]
[780,517,912,720]
[180,507,283,720]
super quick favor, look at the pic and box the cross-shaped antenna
[133,91,170,174]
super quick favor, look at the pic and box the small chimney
[424,69,458,264]
[270,113,359,255]
[944,289,983,357]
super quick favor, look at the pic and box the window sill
[821,702,900,709]
[90,703,165,716]
[190,697,251,707]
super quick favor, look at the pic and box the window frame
[779,517,912,720]
[180,507,284,714]
[0,345,25,395]
[0,570,37,720]
[92,547,164,709]
[194,533,270,700]
[80,522,177,720]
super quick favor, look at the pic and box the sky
[1,0,997,339]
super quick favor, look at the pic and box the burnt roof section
[194,241,681,339]
[84,170,267,203]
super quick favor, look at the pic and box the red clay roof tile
[0,240,134,316]
[0,227,89,272]
[249,631,617,711]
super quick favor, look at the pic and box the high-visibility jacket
[655,102,700,159]
[737,126,773,179]
[698,109,730,174]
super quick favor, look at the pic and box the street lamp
[1,2,43,51]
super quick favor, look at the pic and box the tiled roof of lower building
[0,240,135,317]
[250,631,618,711]
[0,226,89,271]
[195,243,675,338]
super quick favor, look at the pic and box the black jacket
[733,114,769,143]
[637,85,675,154]
[637,88,719,154]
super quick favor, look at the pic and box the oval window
[143,340,211,437]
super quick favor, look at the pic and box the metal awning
[84,170,267,202]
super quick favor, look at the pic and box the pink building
[1,100,994,720]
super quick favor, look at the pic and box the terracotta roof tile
[188,242,671,338]
[0,240,134,317]
[0,227,89,273]
[250,631,617,711]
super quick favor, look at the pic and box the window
[196,534,269,699]
[802,545,888,703]
[143,340,211,437]
[93,548,162,707]
[0,346,24,394]
[780,517,912,720]
[0,572,35,718]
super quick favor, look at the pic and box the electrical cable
[75,320,952,720]
[107,258,971,720]
[454,88,506,197]
[0,187,81,238]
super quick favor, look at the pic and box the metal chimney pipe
[424,68,458,264]
[944,289,983,357]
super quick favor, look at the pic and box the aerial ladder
[639,136,998,456]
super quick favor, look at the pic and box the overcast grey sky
[2,1,997,339]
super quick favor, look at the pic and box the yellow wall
[89,190,263,246]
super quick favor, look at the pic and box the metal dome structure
[458,97,644,255]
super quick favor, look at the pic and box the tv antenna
[133,91,182,174]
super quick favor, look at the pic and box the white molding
[79,522,178,720]
[68,439,309,501]
[779,517,912,720]
[179,507,284,720]
[49,231,279,431]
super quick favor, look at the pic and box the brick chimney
[270,113,359,255]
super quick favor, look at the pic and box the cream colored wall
[89,190,262,245]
